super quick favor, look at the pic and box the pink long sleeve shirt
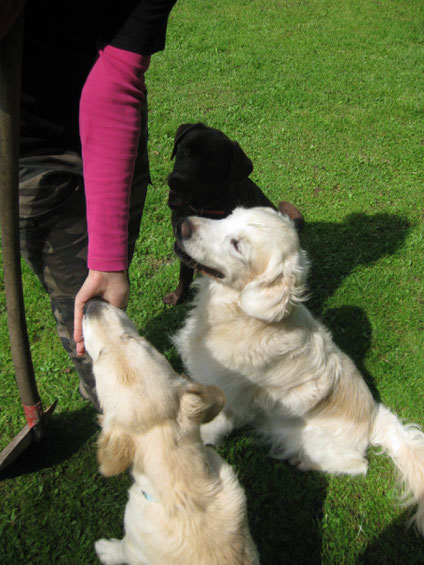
[79,45,150,271]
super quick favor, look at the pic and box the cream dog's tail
[371,403,424,535]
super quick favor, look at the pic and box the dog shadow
[218,430,327,564]
[322,304,380,401]
[0,404,98,480]
[299,212,410,316]
[359,514,424,564]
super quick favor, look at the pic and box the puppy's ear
[229,141,253,182]
[97,427,135,477]
[180,383,225,424]
[239,249,309,322]
[171,123,207,159]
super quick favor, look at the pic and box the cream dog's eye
[231,239,241,253]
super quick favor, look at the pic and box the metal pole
[0,12,57,472]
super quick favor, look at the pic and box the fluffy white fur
[173,206,424,534]
[83,300,259,565]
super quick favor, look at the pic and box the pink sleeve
[79,45,151,271]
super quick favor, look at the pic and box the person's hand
[73,269,129,356]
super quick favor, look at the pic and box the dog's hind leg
[289,450,368,475]
[292,425,369,476]
[264,421,369,475]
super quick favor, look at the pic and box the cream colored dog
[173,206,424,534]
[83,299,259,565]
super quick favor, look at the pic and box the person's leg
[18,97,150,411]
[19,151,99,407]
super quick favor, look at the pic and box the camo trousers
[18,97,149,411]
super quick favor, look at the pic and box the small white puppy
[83,299,259,565]
[173,206,424,534]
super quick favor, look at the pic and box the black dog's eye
[180,145,191,157]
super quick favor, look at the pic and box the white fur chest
[174,280,305,380]
[174,279,336,403]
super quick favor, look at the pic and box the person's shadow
[141,212,412,562]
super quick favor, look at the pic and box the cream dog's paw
[95,538,125,565]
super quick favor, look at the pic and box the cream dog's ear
[239,248,309,322]
[97,427,135,477]
[180,383,226,425]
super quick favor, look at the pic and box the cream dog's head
[174,206,309,322]
[83,300,225,476]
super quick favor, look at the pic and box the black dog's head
[167,123,253,211]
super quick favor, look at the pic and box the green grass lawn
[1,0,424,562]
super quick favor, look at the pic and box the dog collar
[188,204,226,216]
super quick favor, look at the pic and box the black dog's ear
[229,141,254,181]
[171,122,208,159]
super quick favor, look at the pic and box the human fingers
[74,288,87,357]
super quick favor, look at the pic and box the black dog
[164,122,304,305]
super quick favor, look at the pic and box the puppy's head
[83,299,181,425]
[174,207,309,322]
[83,300,226,476]
[95,382,225,477]
[167,122,253,210]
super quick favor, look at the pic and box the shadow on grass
[221,432,327,565]
[299,212,410,316]
[0,404,98,480]
[359,512,424,564]
[322,304,380,402]
[0,403,127,564]
[142,299,192,372]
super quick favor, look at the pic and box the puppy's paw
[95,538,125,564]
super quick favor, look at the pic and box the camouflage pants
[18,97,149,411]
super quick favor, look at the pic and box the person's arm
[81,0,177,273]
[74,46,149,355]
[80,45,150,273]
[74,1,177,356]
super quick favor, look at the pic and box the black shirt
[21,0,177,156]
